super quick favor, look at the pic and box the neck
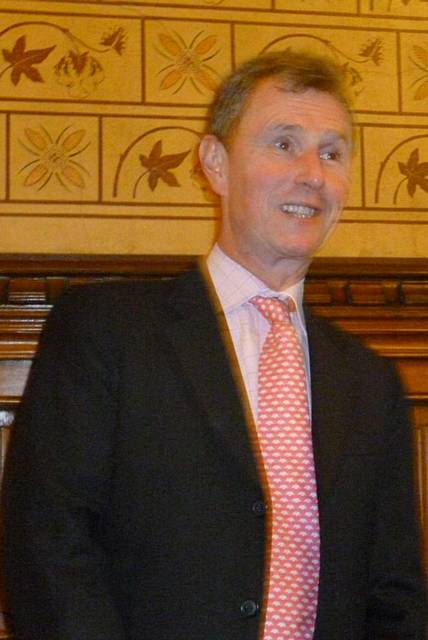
[216,242,310,291]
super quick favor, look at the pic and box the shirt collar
[206,244,307,327]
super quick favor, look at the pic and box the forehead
[235,78,353,142]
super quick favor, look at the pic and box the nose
[294,150,325,190]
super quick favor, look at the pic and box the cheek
[326,173,351,207]
[338,173,351,199]
[245,166,286,202]
[229,170,261,206]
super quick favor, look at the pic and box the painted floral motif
[133,140,190,196]
[396,148,428,203]
[19,125,90,191]
[157,30,220,94]
[112,126,208,202]
[0,23,126,98]
[374,135,428,205]
[1,35,55,84]
[54,51,105,98]
[359,38,383,66]
[100,28,126,55]
[341,38,383,94]
[409,45,428,101]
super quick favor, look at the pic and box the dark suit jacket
[3,267,427,640]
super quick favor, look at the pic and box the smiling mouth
[280,204,318,219]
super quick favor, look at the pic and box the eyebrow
[267,123,351,145]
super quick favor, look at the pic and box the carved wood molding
[0,255,426,364]
[0,255,426,301]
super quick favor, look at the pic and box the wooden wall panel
[414,403,428,572]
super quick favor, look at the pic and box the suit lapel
[163,264,261,487]
[162,273,356,499]
[306,310,356,510]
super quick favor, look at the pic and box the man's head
[199,50,354,290]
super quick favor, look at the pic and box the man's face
[200,78,353,287]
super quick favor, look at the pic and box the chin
[278,238,325,258]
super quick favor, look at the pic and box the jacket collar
[163,263,262,487]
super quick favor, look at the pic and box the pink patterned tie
[250,296,320,640]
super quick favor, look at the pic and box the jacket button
[240,600,260,618]
[251,500,267,516]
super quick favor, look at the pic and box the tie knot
[250,296,292,325]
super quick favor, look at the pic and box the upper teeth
[280,204,316,218]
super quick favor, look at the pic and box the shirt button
[240,600,260,618]
[251,500,267,516]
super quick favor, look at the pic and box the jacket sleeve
[2,287,126,640]
[367,365,427,639]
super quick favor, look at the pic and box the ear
[198,134,228,197]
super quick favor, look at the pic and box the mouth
[280,204,318,219]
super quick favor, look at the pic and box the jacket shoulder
[48,268,203,321]
[306,309,398,379]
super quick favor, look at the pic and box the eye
[320,149,341,161]
[275,139,292,152]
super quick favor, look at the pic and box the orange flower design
[157,30,220,94]
[19,125,90,191]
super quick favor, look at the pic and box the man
[3,51,426,639]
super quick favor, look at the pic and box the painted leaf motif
[158,33,183,57]
[193,66,218,91]
[412,45,428,70]
[149,149,190,171]
[100,28,125,55]
[159,171,179,187]
[62,165,85,188]
[193,35,217,56]
[140,140,163,168]
[3,35,55,85]
[398,148,428,197]
[414,79,428,101]
[160,69,183,90]
[24,163,49,187]
[139,140,190,191]
[61,129,87,152]
[359,38,383,65]
[2,33,26,66]
[24,128,49,151]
